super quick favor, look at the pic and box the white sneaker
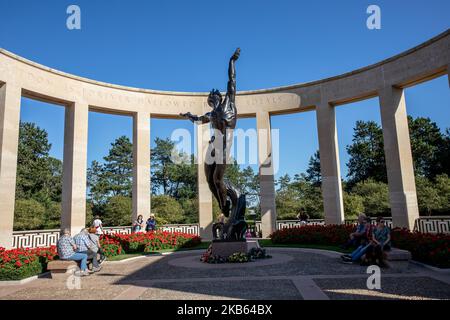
[74,270,90,277]
[93,266,102,272]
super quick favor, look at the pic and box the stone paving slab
[314,277,450,300]
[138,279,303,300]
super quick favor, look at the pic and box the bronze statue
[180,48,247,241]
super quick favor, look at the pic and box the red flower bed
[99,235,123,257]
[0,246,58,280]
[391,229,450,268]
[100,231,201,256]
[270,224,354,245]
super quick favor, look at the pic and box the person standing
[92,215,103,236]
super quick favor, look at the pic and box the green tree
[151,194,184,224]
[103,195,132,226]
[44,201,61,229]
[408,116,445,178]
[151,137,197,199]
[343,192,365,218]
[275,174,323,220]
[346,121,386,187]
[87,136,134,218]
[415,175,440,216]
[306,150,321,186]
[87,160,109,206]
[151,137,178,195]
[179,198,199,224]
[435,174,450,214]
[224,161,259,209]
[103,136,133,197]
[15,122,63,203]
[14,199,46,231]
[351,179,390,216]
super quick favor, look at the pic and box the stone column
[61,102,89,236]
[448,64,450,87]
[315,101,345,225]
[0,83,21,249]
[379,86,419,230]
[196,122,213,240]
[132,112,151,223]
[256,111,277,238]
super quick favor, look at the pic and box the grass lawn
[107,241,211,261]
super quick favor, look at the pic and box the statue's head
[207,89,222,108]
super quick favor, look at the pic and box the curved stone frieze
[0,29,448,117]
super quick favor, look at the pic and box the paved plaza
[0,248,449,300]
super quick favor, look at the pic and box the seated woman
[363,217,391,267]
[132,215,144,233]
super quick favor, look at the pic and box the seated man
[74,228,102,272]
[341,216,374,263]
[341,213,367,249]
[57,228,89,277]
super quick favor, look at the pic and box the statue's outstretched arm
[227,48,240,103]
[179,112,211,124]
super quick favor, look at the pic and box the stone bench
[47,260,78,278]
[385,248,411,270]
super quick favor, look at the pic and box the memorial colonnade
[0,30,449,248]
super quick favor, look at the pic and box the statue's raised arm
[226,48,240,103]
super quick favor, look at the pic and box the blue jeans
[79,250,99,268]
[67,252,88,271]
[351,244,371,261]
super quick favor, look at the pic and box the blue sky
[1,0,449,180]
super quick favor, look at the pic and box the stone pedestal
[211,240,260,258]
